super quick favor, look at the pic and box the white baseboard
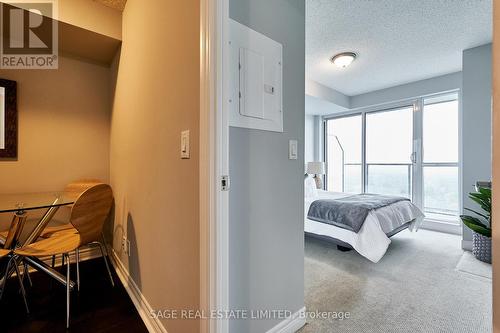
[420,219,462,235]
[266,307,306,333]
[109,249,168,333]
[34,246,306,333]
[462,240,472,251]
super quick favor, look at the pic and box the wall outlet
[121,236,129,256]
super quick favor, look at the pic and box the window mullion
[361,112,367,193]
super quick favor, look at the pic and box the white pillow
[304,176,318,198]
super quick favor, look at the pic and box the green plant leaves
[461,187,492,237]
[464,208,490,221]
[460,215,491,237]
[478,187,492,197]
[468,188,491,214]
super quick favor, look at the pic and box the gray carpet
[299,229,491,333]
[456,252,492,281]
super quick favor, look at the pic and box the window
[324,92,460,223]
[326,115,362,193]
[422,95,459,218]
[366,107,413,198]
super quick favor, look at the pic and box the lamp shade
[307,162,325,175]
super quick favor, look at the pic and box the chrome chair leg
[75,249,80,292]
[97,242,114,287]
[0,256,14,301]
[48,255,56,290]
[23,261,32,287]
[13,258,29,314]
[65,253,71,329]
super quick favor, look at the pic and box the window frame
[421,95,461,219]
[323,90,462,226]
[324,112,363,193]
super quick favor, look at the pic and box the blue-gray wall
[462,44,492,244]
[229,0,305,332]
[305,115,316,163]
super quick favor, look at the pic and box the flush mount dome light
[330,52,357,68]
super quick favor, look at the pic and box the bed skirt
[305,220,413,250]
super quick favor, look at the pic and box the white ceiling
[306,0,492,96]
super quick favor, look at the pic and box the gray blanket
[307,194,410,233]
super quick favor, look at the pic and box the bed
[304,177,424,263]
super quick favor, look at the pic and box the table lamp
[307,162,325,189]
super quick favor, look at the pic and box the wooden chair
[14,183,113,328]
[37,179,115,292]
[0,179,104,244]
[38,179,105,238]
[0,180,114,291]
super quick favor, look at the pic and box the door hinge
[221,175,230,191]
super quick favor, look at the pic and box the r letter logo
[0,0,58,69]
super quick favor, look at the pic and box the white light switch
[289,140,298,160]
[181,130,190,159]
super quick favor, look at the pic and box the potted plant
[460,187,491,264]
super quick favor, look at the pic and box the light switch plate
[181,130,190,159]
[289,140,298,160]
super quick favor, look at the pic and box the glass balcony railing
[333,163,459,218]
[341,163,412,198]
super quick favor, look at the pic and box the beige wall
[0,56,111,229]
[109,0,200,332]
[493,1,499,332]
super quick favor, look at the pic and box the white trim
[200,0,216,331]
[216,0,230,332]
[420,219,462,235]
[462,240,473,251]
[110,249,168,333]
[265,307,306,333]
[200,0,229,332]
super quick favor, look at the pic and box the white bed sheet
[304,191,424,263]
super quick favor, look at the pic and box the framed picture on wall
[0,79,17,159]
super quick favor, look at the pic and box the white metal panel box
[229,19,283,132]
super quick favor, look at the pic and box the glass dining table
[0,192,77,289]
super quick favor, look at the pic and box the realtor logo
[0,0,58,69]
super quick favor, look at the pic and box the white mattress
[305,191,424,263]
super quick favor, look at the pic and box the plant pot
[472,232,491,264]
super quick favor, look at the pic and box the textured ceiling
[306,0,492,96]
[94,0,126,11]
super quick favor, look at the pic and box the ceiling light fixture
[330,52,357,68]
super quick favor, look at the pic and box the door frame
[200,0,230,332]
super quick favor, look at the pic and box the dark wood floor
[0,257,148,333]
